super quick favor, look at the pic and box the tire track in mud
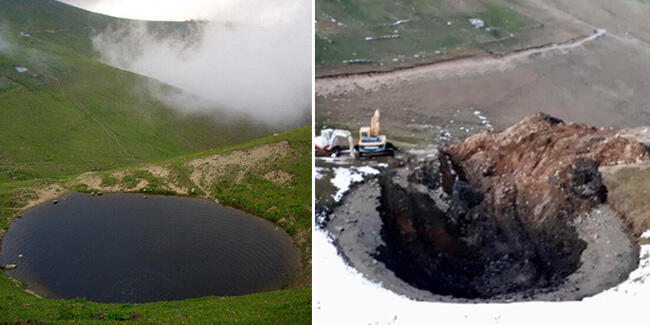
[316,29,607,97]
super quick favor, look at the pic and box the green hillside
[0,0,310,323]
[0,127,312,324]
[316,0,540,72]
[0,0,269,180]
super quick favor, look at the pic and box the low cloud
[91,0,311,128]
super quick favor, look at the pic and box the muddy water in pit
[0,192,301,303]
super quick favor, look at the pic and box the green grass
[0,273,311,324]
[0,128,312,324]
[315,0,539,69]
[1,0,272,180]
[0,0,311,323]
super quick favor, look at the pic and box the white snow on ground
[330,166,380,202]
[641,230,650,239]
[440,129,452,141]
[365,34,400,41]
[314,229,650,325]
[474,110,494,130]
[393,19,410,26]
[317,156,353,165]
[315,167,327,180]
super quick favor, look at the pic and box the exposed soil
[601,162,650,237]
[324,114,646,301]
[67,140,293,198]
[21,184,65,211]
[316,1,650,145]
[187,141,290,194]
[71,172,150,193]
[263,170,295,186]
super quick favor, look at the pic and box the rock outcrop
[377,113,647,299]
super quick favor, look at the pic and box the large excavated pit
[378,154,593,299]
[327,113,646,301]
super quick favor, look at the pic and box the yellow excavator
[354,110,396,157]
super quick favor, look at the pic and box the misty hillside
[0,0,271,179]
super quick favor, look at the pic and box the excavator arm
[370,109,380,137]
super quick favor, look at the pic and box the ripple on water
[0,192,301,303]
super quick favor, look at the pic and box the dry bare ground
[65,141,294,202]
[316,1,650,143]
[187,141,291,194]
[21,184,65,211]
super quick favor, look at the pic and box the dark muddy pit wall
[323,115,642,302]
[0,192,301,303]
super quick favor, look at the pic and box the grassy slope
[0,0,310,323]
[0,276,311,324]
[1,0,269,180]
[316,0,538,69]
[0,128,312,324]
[71,126,313,286]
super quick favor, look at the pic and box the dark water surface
[0,192,301,303]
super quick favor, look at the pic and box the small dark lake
[0,192,301,303]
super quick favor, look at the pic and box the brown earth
[316,1,650,146]
[263,170,294,186]
[21,184,65,211]
[445,112,647,226]
[371,113,646,299]
[187,141,290,194]
[601,162,650,237]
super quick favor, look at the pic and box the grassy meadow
[0,0,311,323]
[316,0,539,71]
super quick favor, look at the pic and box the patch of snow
[342,59,371,65]
[365,34,400,41]
[393,19,410,26]
[473,110,494,130]
[641,229,650,239]
[469,18,485,29]
[330,166,380,202]
[315,211,328,228]
[315,167,328,180]
[439,130,452,141]
[317,156,353,165]
[355,166,381,175]
[314,228,650,324]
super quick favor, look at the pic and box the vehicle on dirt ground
[354,110,396,157]
[315,129,354,157]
